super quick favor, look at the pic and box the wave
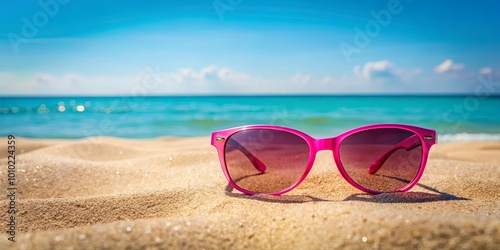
[439,133,500,142]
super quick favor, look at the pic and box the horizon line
[2,93,500,98]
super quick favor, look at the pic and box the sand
[0,137,499,249]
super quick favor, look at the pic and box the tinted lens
[339,128,423,192]
[224,129,310,193]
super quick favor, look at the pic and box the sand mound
[0,138,499,249]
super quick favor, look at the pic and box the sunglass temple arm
[368,134,421,175]
[223,138,267,173]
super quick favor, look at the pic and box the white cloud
[0,72,127,95]
[320,76,334,85]
[0,66,254,95]
[290,74,312,85]
[199,65,218,78]
[352,60,425,89]
[354,60,395,79]
[434,59,464,73]
[217,67,251,82]
[29,73,56,87]
[40,73,115,91]
[0,73,31,94]
[176,65,218,81]
[479,67,492,75]
[165,65,250,84]
[0,61,481,95]
[4,68,369,95]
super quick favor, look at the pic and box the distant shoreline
[2,94,500,98]
[2,96,499,139]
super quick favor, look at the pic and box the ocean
[1,95,499,141]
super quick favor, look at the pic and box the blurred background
[1,0,499,140]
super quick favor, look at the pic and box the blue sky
[1,0,499,95]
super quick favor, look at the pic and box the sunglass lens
[224,129,310,194]
[338,128,423,192]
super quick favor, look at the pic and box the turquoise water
[1,96,499,141]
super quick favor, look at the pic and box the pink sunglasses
[211,124,437,195]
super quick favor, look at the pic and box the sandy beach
[0,137,499,249]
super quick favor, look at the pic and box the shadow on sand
[225,182,469,204]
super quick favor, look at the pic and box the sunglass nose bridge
[315,138,336,151]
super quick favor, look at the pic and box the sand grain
[1,138,499,249]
